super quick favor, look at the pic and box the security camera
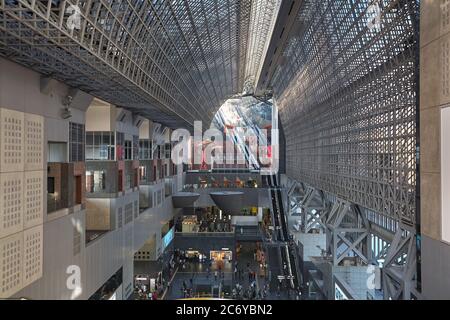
[62,95,73,119]
[62,95,73,107]
[61,106,72,120]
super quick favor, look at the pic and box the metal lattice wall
[273,0,419,225]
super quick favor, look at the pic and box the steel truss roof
[243,0,281,93]
[0,0,421,226]
[272,0,419,225]
[0,0,279,129]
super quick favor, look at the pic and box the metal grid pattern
[243,0,281,93]
[272,0,419,225]
[0,0,264,129]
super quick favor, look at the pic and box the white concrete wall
[116,108,139,137]
[85,105,115,132]
[14,180,178,300]
[0,58,87,298]
[86,199,112,231]
[442,106,450,243]
[297,233,326,262]
[0,57,180,299]
[334,266,376,300]
[139,120,151,140]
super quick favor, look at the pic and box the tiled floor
[163,260,233,300]
[161,242,301,300]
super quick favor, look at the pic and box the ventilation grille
[117,207,123,228]
[23,171,43,229]
[0,233,22,298]
[24,114,44,170]
[0,109,24,172]
[0,173,23,237]
[73,224,81,256]
[124,203,133,225]
[133,200,138,219]
[23,226,43,287]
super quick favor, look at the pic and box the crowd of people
[133,250,182,301]
[232,282,270,300]
[134,286,160,300]
[175,209,233,233]
[198,209,232,232]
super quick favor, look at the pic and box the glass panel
[103,132,110,145]
[86,132,93,145]
[94,132,102,145]
[93,146,101,159]
[86,146,93,160]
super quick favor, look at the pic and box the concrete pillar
[420,0,450,299]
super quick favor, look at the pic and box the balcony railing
[175,232,235,237]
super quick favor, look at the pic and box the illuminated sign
[161,227,175,253]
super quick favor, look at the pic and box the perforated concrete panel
[0,108,24,173]
[124,203,133,225]
[117,207,123,229]
[22,225,43,287]
[0,172,23,238]
[23,171,44,229]
[442,0,450,34]
[133,200,138,219]
[73,223,81,256]
[123,225,133,299]
[24,113,44,171]
[0,232,23,298]
[443,38,450,99]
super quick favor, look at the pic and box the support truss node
[382,223,421,300]
[326,200,370,267]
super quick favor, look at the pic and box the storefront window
[133,135,139,160]
[124,140,132,160]
[139,166,147,183]
[86,170,107,193]
[164,143,171,159]
[86,131,115,160]
[139,140,152,160]
[126,171,132,189]
[69,122,85,162]
[116,132,125,160]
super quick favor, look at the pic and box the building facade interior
[0,0,448,300]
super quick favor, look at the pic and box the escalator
[266,174,301,292]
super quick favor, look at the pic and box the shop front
[210,250,233,262]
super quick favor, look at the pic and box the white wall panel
[122,223,134,299]
[23,171,44,229]
[0,232,23,298]
[442,106,450,243]
[13,184,181,299]
[22,225,43,287]
[24,113,44,171]
[0,172,24,238]
[0,108,24,172]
